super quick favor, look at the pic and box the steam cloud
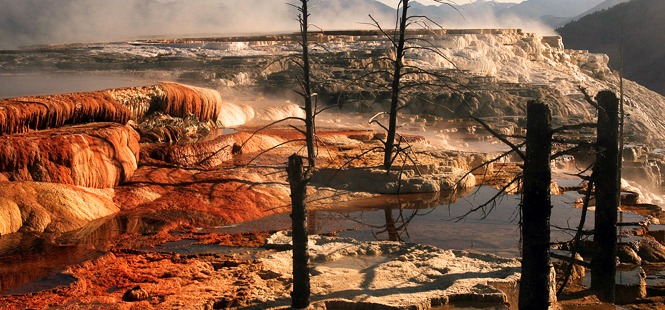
[0,0,556,50]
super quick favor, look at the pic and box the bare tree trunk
[287,2,316,308]
[299,0,316,168]
[287,154,310,309]
[384,0,409,171]
[591,91,620,303]
[519,100,553,309]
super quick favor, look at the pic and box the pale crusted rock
[122,286,150,302]
[0,123,139,188]
[637,239,665,263]
[110,82,223,123]
[262,233,520,309]
[554,253,586,282]
[148,131,284,168]
[0,197,22,236]
[150,135,234,168]
[618,244,642,265]
[400,170,476,193]
[312,166,475,194]
[140,125,185,143]
[0,181,119,234]
[347,131,375,141]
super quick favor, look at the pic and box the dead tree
[296,1,316,167]
[466,90,616,305]
[519,100,554,309]
[357,0,460,171]
[383,0,410,170]
[590,90,621,303]
[285,1,318,307]
[287,154,311,308]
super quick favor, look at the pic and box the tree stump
[519,100,554,309]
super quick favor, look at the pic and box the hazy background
[0,0,621,50]
[376,0,526,7]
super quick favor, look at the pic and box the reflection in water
[216,185,645,259]
[380,207,401,242]
[432,302,511,310]
[308,187,524,258]
[0,214,167,295]
[309,191,468,243]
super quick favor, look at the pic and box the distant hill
[547,0,631,28]
[557,0,665,95]
[498,0,604,20]
[410,0,611,31]
[577,0,632,17]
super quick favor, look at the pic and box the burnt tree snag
[287,1,317,307]
[519,100,554,310]
[591,91,621,303]
[287,154,310,309]
[298,0,316,168]
[384,0,409,170]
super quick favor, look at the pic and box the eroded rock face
[0,82,223,138]
[113,163,291,226]
[0,181,118,235]
[110,82,223,123]
[0,123,139,188]
[135,112,213,143]
[147,131,285,168]
[0,91,131,136]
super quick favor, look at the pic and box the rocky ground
[0,123,664,309]
[0,113,510,309]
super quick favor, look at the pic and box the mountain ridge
[497,0,604,19]
[557,0,665,95]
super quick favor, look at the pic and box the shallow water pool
[212,184,645,258]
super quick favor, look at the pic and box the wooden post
[591,91,620,303]
[287,154,310,309]
[519,100,553,310]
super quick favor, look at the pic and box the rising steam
[0,0,559,50]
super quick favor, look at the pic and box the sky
[154,0,526,7]
[0,0,544,50]
[376,0,524,7]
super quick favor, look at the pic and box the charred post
[591,90,621,303]
[519,100,554,309]
[287,154,310,309]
